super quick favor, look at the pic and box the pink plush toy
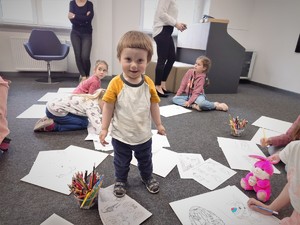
[240,155,274,202]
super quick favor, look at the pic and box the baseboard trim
[241,80,300,97]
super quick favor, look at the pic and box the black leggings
[154,26,176,86]
[70,30,92,77]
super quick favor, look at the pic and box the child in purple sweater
[172,56,228,111]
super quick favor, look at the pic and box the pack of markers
[68,167,104,209]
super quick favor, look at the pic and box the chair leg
[47,62,52,84]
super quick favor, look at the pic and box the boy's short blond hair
[117,30,153,63]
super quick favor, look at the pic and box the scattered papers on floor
[57,87,76,93]
[217,137,280,174]
[177,153,205,179]
[169,185,280,225]
[159,104,192,117]
[41,214,73,225]
[16,104,46,118]
[251,127,282,145]
[21,145,108,195]
[191,158,236,190]
[98,185,152,225]
[38,92,71,102]
[252,116,292,134]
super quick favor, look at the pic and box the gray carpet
[0,72,299,225]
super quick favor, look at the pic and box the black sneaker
[141,177,159,194]
[113,182,126,198]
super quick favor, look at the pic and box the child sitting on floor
[34,88,105,134]
[172,56,228,112]
[248,140,300,224]
[73,60,108,94]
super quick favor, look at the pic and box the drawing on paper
[179,156,203,172]
[189,206,225,225]
[230,201,251,218]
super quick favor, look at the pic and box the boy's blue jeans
[112,138,153,183]
[46,108,88,132]
[172,94,215,110]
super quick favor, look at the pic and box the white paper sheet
[151,130,170,149]
[169,185,280,225]
[251,128,282,146]
[252,116,292,134]
[177,153,205,179]
[38,92,71,102]
[40,213,73,225]
[131,147,178,177]
[57,87,76,93]
[21,145,108,194]
[159,104,192,117]
[191,158,237,190]
[93,135,114,152]
[98,185,152,225]
[217,137,280,174]
[17,104,46,118]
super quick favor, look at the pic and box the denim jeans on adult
[70,30,92,77]
[46,108,88,132]
[172,94,215,110]
[112,138,153,183]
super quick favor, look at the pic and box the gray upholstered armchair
[24,29,70,84]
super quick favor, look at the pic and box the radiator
[10,37,69,72]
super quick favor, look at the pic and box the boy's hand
[157,124,166,136]
[99,129,109,146]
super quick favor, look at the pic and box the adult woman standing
[153,0,187,97]
[68,0,94,82]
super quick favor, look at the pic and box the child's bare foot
[215,102,228,111]
[191,104,201,111]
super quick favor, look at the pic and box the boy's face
[194,59,206,74]
[120,48,148,84]
[94,63,108,79]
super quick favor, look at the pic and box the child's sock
[0,137,11,152]
[44,123,55,131]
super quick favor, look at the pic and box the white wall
[248,0,300,94]
[207,0,300,94]
[0,0,299,94]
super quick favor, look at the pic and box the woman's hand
[68,12,75,19]
[175,22,187,32]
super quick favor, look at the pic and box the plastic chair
[24,29,70,84]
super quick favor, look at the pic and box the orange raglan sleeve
[102,75,123,103]
[144,75,160,103]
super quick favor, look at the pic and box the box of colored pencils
[229,115,248,137]
[68,167,104,209]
